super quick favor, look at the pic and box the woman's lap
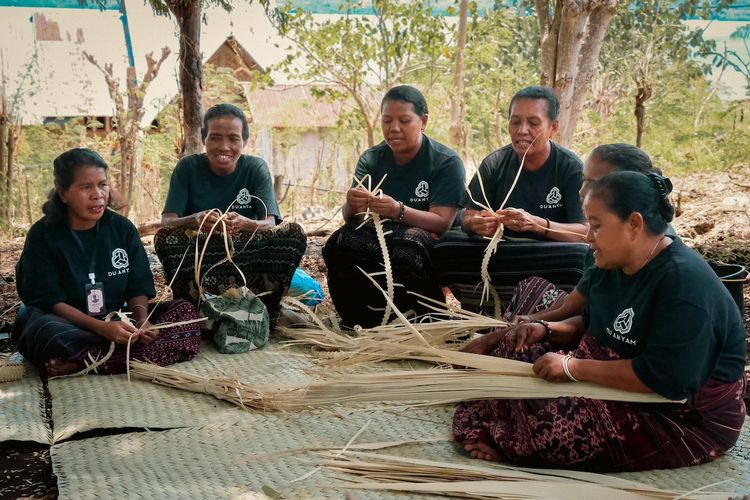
[453,333,745,471]
[154,223,307,322]
[14,299,201,374]
[323,223,442,328]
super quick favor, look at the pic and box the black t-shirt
[163,154,281,221]
[463,142,585,239]
[352,135,465,211]
[577,238,746,401]
[16,210,156,315]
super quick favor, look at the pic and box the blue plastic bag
[288,267,325,305]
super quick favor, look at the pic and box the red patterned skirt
[453,278,746,471]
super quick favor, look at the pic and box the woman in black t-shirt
[154,104,307,325]
[454,171,746,471]
[323,85,465,328]
[14,148,201,376]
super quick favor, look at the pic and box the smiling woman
[13,148,201,376]
[154,104,307,325]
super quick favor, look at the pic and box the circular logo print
[414,181,429,198]
[111,248,129,269]
[546,187,562,204]
[236,188,252,205]
[613,308,635,335]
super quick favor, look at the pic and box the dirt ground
[0,166,749,498]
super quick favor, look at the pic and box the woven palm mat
[51,406,455,500]
[47,341,322,443]
[51,411,750,499]
[0,364,51,444]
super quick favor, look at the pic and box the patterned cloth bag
[200,287,270,354]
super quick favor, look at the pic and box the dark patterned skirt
[452,279,746,471]
[323,222,444,328]
[432,229,589,314]
[14,300,201,375]
[154,223,307,322]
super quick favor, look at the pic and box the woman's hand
[224,212,256,233]
[504,321,546,353]
[346,187,371,216]
[496,208,543,234]
[136,320,159,345]
[467,211,501,237]
[367,192,399,219]
[194,210,222,232]
[97,320,139,344]
[460,327,508,355]
[532,353,570,383]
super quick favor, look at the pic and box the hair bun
[646,172,674,223]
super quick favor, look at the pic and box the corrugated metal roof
[243,83,345,128]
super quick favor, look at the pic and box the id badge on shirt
[85,282,105,316]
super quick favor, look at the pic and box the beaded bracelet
[562,354,580,382]
[529,319,551,342]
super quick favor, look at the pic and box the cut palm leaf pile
[319,450,730,499]
[130,357,681,413]
[279,292,509,367]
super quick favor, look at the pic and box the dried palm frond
[319,450,730,499]
[130,357,681,414]
[279,277,510,368]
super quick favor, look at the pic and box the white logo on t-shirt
[546,186,562,205]
[111,248,129,269]
[415,181,429,198]
[236,188,252,205]
[613,308,634,335]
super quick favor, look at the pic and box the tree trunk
[536,0,617,146]
[566,1,617,144]
[448,0,469,154]
[552,3,587,146]
[169,0,203,156]
[537,0,563,86]
[634,82,651,148]
[0,119,6,219]
[6,126,18,199]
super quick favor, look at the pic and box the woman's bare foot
[463,441,500,461]
[45,358,83,376]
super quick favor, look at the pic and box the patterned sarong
[432,229,589,314]
[154,223,306,323]
[323,222,444,328]
[453,278,746,471]
[14,299,201,375]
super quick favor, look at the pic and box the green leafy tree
[270,0,453,147]
[460,7,538,155]
[593,0,728,146]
